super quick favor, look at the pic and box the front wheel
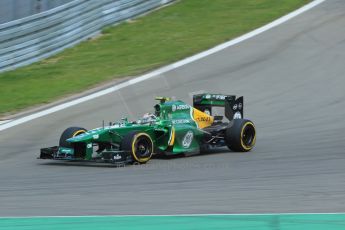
[121,132,154,164]
[59,127,87,148]
[225,119,256,152]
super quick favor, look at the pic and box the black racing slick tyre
[59,127,87,148]
[225,119,256,152]
[121,131,154,164]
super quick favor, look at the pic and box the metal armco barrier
[0,0,74,24]
[0,0,174,72]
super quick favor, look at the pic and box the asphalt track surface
[0,0,344,217]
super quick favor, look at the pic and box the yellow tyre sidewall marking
[240,121,256,151]
[131,133,153,163]
[72,130,86,137]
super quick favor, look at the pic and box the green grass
[0,0,310,116]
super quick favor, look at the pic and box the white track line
[0,0,326,132]
[1,212,344,219]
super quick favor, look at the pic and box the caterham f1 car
[39,94,256,164]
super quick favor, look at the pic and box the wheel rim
[135,137,152,158]
[242,123,256,148]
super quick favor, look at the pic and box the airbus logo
[172,104,190,112]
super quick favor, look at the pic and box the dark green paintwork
[61,98,204,160]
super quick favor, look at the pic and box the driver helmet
[140,113,156,124]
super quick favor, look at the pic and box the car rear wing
[193,94,243,121]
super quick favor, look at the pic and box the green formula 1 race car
[39,94,256,165]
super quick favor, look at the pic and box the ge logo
[182,131,193,148]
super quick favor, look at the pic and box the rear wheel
[59,127,87,148]
[121,132,153,164]
[225,119,256,152]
